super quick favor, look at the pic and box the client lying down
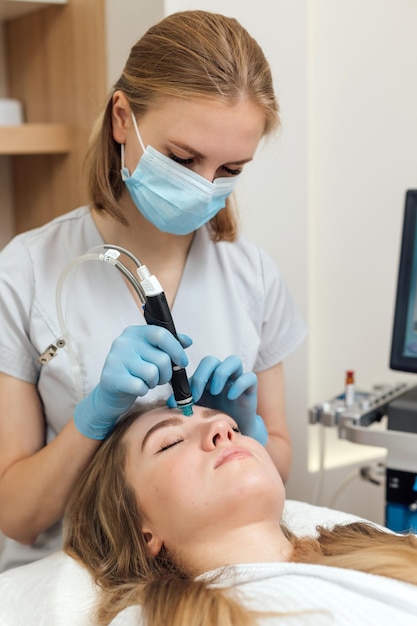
[63,400,417,625]
[1,359,416,624]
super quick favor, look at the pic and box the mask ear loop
[120,143,130,181]
[120,111,146,181]
[131,111,147,152]
[120,143,128,180]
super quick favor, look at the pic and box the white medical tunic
[0,206,306,570]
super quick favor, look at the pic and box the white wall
[309,0,417,402]
[105,0,165,89]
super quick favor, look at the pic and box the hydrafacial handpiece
[98,246,193,415]
[93,246,193,415]
[138,264,194,416]
[55,244,193,415]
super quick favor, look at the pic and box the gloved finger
[209,355,244,395]
[102,333,173,389]
[190,356,221,402]
[166,394,177,409]
[226,371,258,400]
[122,325,189,368]
[246,415,268,446]
[101,352,160,393]
[123,378,151,398]
[134,332,192,385]
[143,326,190,368]
[100,376,151,400]
[129,341,175,386]
[177,333,193,349]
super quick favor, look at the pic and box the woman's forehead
[126,404,210,439]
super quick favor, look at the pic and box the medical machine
[309,190,417,533]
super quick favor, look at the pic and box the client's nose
[203,418,235,449]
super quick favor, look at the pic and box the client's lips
[214,446,253,469]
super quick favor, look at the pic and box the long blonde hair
[85,10,280,241]
[64,409,417,626]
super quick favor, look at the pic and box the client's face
[123,405,285,557]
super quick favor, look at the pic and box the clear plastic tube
[55,253,102,401]
[87,244,142,268]
[55,248,148,401]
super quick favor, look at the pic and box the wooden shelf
[0,1,67,23]
[2,0,106,232]
[0,123,72,154]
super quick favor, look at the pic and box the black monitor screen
[390,190,417,373]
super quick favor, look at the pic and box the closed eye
[221,165,242,176]
[157,438,184,453]
[168,152,242,177]
[168,152,194,166]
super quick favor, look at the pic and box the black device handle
[143,293,193,407]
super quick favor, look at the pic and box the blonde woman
[63,396,417,625]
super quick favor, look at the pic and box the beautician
[0,10,306,571]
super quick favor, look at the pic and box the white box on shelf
[0,98,23,125]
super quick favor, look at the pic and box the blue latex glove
[74,325,192,440]
[170,355,268,445]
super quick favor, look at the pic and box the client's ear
[142,528,163,557]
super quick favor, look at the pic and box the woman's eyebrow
[141,417,183,451]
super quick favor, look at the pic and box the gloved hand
[169,354,268,445]
[74,325,192,440]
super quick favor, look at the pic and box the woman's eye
[232,426,240,434]
[157,438,184,453]
[168,152,194,166]
[222,165,242,176]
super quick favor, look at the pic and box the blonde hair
[288,522,417,584]
[64,409,417,625]
[85,10,280,241]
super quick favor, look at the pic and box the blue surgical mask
[120,114,239,235]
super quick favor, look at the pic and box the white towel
[0,551,97,626]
